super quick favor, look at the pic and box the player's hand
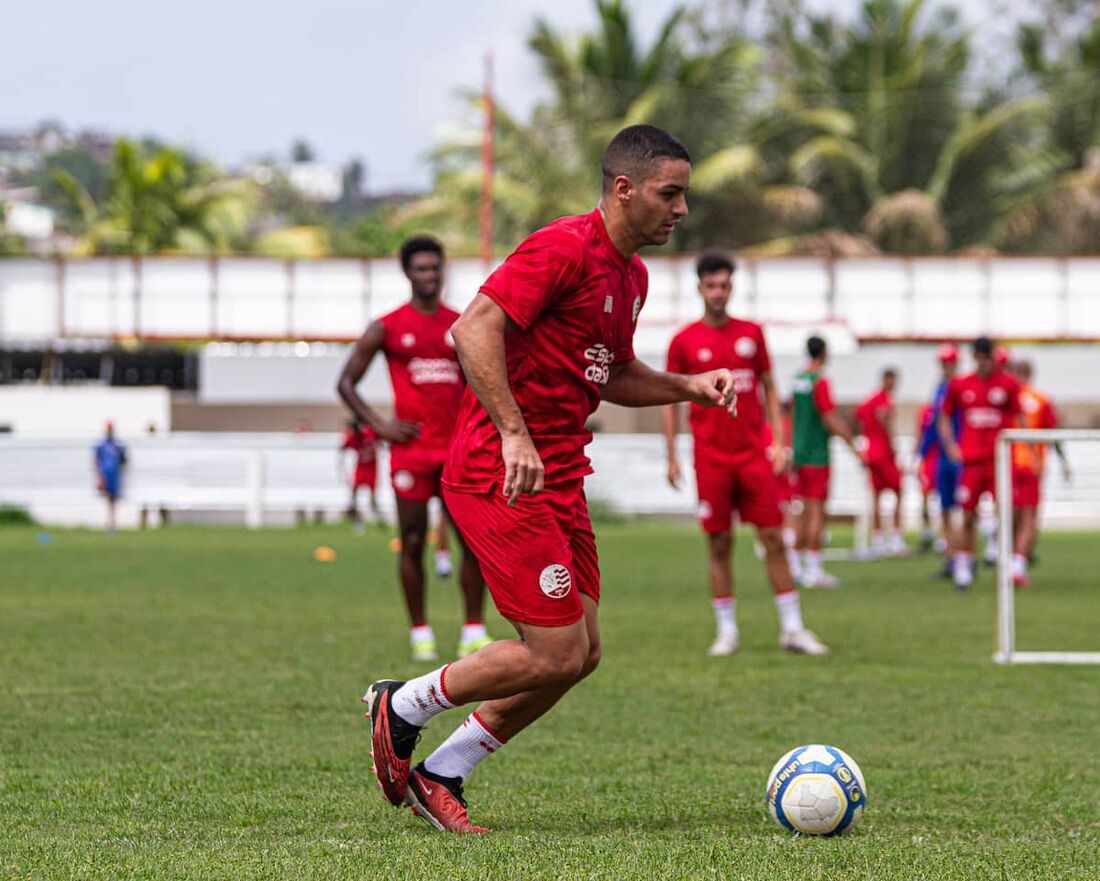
[769,442,788,476]
[375,420,420,444]
[685,370,737,415]
[667,458,682,490]
[944,441,963,465]
[501,430,544,506]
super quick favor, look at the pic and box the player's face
[629,158,690,246]
[405,251,443,300]
[883,374,897,392]
[941,360,956,381]
[974,352,993,375]
[698,270,732,317]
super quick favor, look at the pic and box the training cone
[313,546,336,563]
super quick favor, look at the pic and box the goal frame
[994,428,1100,665]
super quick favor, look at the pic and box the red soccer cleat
[363,680,421,806]
[404,764,489,834]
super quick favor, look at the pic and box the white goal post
[994,428,1100,665]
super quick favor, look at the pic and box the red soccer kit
[444,210,646,627]
[666,318,782,533]
[942,369,1021,510]
[379,302,464,502]
[342,424,378,488]
[1011,385,1058,509]
[917,404,937,496]
[856,388,901,494]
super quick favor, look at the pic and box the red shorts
[443,480,598,627]
[694,452,783,534]
[1013,468,1040,509]
[776,470,794,506]
[956,460,996,511]
[868,457,901,495]
[353,463,377,489]
[390,464,442,502]
[794,464,830,501]
[919,456,936,496]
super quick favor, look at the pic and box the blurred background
[2,0,1099,528]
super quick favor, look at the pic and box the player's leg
[394,495,435,661]
[870,487,886,557]
[951,467,981,589]
[439,497,492,658]
[886,462,906,555]
[434,500,453,578]
[695,458,738,655]
[1012,470,1039,587]
[799,467,838,587]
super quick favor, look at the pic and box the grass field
[3,522,1099,880]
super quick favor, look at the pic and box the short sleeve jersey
[856,389,894,461]
[791,368,835,466]
[942,369,1021,464]
[94,439,126,475]
[1012,385,1058,473]
[379,302,464,470]
[341,425,377,466]
[666,318,771,463]
[444,209,647,491]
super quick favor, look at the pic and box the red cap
[994,346,1009,366]
[937,343,958,363]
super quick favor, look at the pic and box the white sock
[712,597,737,638]
[460,621,487,643]
[390,664,456,727]
[787,548,802,578]
[871,531,885,550]
[423,711,506,781]
[954,551,973,573]
[1012,553,1028,578]
[436,549,451,565]
[410,624,434,645]
[805,550,823,575]
[774,590,805,634]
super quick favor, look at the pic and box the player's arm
[602,358,736,410]
[822,408,864,462]
[336,322,418,444]
[1053,442,1072,482]
[761,370,787,474]
[450,293,543,505]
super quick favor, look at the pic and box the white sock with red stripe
[1012,553,1028,578]
[774,590,805,634]
[391,664,456,727]
[712,597,737,638]
[423,711,506,781]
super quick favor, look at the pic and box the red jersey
[379,302,464,471]
[341,424,377,466]
[666,318,771,463]
[1012,385,1058,473]
[444,209,646,490]
[942,369,1021,464]
[856,388,895,461]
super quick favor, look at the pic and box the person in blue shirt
[93,421,128,533]
[915,345,961,574]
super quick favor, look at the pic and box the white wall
[0,386,170,436]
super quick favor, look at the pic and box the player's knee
[759,528,784,555]
[533,642,588,686]
[580,642,602,678]
[707,532,731,559]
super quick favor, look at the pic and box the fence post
[246,450,265,529]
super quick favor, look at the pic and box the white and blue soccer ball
[765,744,867,835]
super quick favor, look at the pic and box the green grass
[2,523,1099,880]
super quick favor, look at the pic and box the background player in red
[337,236,491,662]
[856,367,906,557]
[938,336,1021,589]
[1007,359,1071,587]
[663,251,828,657]
[340,417,381,525]
[363,125,738,834]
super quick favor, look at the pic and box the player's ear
[613,173,633,203]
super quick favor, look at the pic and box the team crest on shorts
[698,500,713,520]
[393,470,415,492]
[539,564,572,599]
[734,336,757,358]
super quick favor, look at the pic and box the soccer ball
[765,744,867,835]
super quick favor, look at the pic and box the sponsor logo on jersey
[539,564,572,599]
[604,295,614,314]
[731,368,756,393]
[632,296,642,323]
[734,336,757,359]
[409,357,461,385]
[401,333,416,348]
[583,343,615,385]
[963,389,976,404]
[965,407,1002,429]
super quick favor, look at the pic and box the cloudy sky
[4,0,1018,192]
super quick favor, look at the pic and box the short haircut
[696,251,736,279]
[973,335,994,357]
[399,235,444,271]
[883,367,898,380]
[602,125,691,194]
[1016,359,1033,379]
[807,336,827,360]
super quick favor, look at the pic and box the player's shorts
[1012,467,1040,509]
[390,464,442,502]
[694,452,783,534]
[919,456,936,496]
[956,460,995,512]
[775,469,794,507]
[868,456,901,495]
[936,459,960,510]
[353,462,377,489]
[793,464,830,501]
[100,472,121,501]
[443,479,598,627]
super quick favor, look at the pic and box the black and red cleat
[363,680,421,806]
[404,763,489,834]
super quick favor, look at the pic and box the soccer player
[337,236,491,662]
[1007,359,1071,587]
[663,251,827,657]
[93,421,127,534]
[914,402,939,552]
[790,336,865,587]
[363,125,737,834]
[916,344,961,573]
[340,417,381,525]
[855,368,906,557]
[937,336,1021,589]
